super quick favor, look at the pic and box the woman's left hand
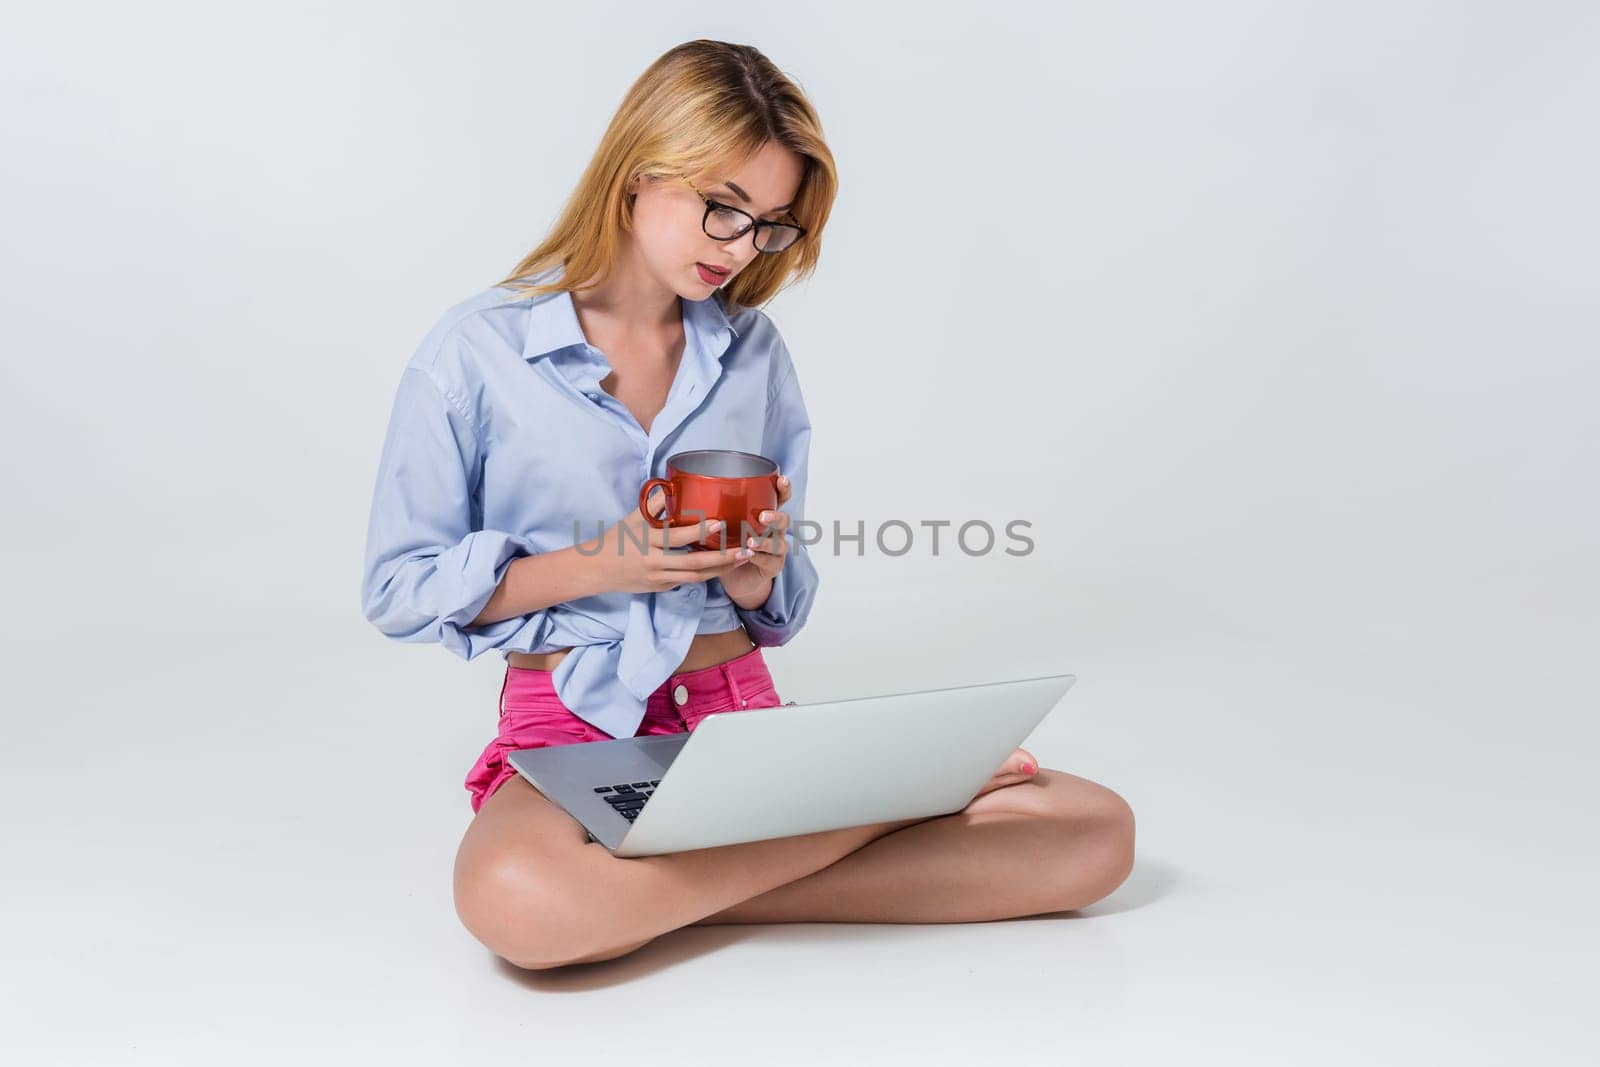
[719,472,792,603]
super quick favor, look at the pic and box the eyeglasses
[682,177,807,254]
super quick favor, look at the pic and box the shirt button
[673,684,689,706]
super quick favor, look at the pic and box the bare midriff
[505,625,757,675]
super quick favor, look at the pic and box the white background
[2,1,1595,1063]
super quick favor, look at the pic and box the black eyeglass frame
[681,176,808,254]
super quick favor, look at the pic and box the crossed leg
[687,767,1135,926]
[458,768,1135,969]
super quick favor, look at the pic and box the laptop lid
[604,671,1076,856]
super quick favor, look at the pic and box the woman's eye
[708,198,787,224]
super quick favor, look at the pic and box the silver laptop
[507,672,1076,857]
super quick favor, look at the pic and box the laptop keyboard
[594,780,661,822]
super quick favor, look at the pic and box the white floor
[6,605,1592,1065]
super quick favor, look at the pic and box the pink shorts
[464,645,790,814]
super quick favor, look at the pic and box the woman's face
[628,140,805,299]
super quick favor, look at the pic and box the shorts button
[673,684,689,706]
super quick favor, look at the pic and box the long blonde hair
[494,40,836,316]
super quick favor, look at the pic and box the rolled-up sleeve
[735,344,821,647]
[360,365,539,659]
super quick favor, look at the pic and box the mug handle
[639,478,675,528]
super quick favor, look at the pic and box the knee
[453,852,591,970]
[1078,784,1136,900]
[1041,779,1134,907]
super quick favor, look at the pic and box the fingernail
[709,520,723,528]
[737,548,753,559]
[1021,761,1036,775]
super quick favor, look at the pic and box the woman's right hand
[583,495,754,596]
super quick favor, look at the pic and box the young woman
[360,40,1135,970]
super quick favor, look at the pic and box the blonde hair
[494,40,836,316]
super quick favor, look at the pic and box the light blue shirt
[359,264,820,739]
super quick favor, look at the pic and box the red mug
[639,449,781,551]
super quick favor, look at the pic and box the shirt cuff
[733,542,819,647]
[364,528,538,661]
[436,529,537,659]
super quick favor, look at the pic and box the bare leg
[454,775,925,970]
[690,768,1135,925]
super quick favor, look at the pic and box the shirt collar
[516,263,739,364]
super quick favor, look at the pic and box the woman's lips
[696,262,729,285]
